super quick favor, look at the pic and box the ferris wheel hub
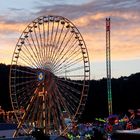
[37,71,45,81]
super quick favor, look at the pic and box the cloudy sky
[0,0,140,79]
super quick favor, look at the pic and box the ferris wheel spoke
[51,38,77,68]
[19,53,38,68]
[51,24,72,62]
[53,56,82,74]
[20,43,37,65]
[53,47,81,72]
[59,75,85,78]
[47,94,58,130]
[18,86,37,107]
[55,65,84,76]
[56,77,84,87]
[32,24,42,62]
[54,56,83,74]
[63,56,83,69]
[59,84,80,105]
[52,95,65,118]
[37,97,44,126]
[51,106,61,130]
[14,79,37,87]
[62,46,81,65]
[57,81,80,104]
[24,37,42,68]
[52,27,80,62]
[32,25,44,65]
[50,26,70,66]
[60,91,77,115]
[28,29,43,67]
[50,90,66,130]
[50,41,77,69]
[48,93,59,130]
[37,21,44,65]
[48,20,60,62]
[52,84,72,116]
[42,19,48,66]
[44,17,50,63]
[55,84,76,116]
[56,80,81,96]
[44,16,54,64]
[51,32,74,68]
[50,21,65,63]
[11,68,36,75]
[11,76,36,79]
[52,29,82,66]
[16,83,37,98]
[21,40,40,68]
[48,17,55,60]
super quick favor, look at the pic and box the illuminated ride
[9,15,90,137]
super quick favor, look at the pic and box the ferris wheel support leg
[42,94,46,134]
[13,95,37,137]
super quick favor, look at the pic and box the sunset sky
[0,0,140,79]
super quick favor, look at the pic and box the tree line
[0,63,140,122]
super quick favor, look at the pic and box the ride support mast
[106,18,113,115]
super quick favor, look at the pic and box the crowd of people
[64,109,140,139]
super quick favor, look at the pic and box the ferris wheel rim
[9,15,90,135]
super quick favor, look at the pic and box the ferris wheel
[9,15,90,137]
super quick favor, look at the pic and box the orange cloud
[70,10,140,63]
[0,22,26,35]
[0,11,140,66]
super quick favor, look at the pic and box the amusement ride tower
[106,18,113,115]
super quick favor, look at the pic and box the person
[32,127,50,140]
